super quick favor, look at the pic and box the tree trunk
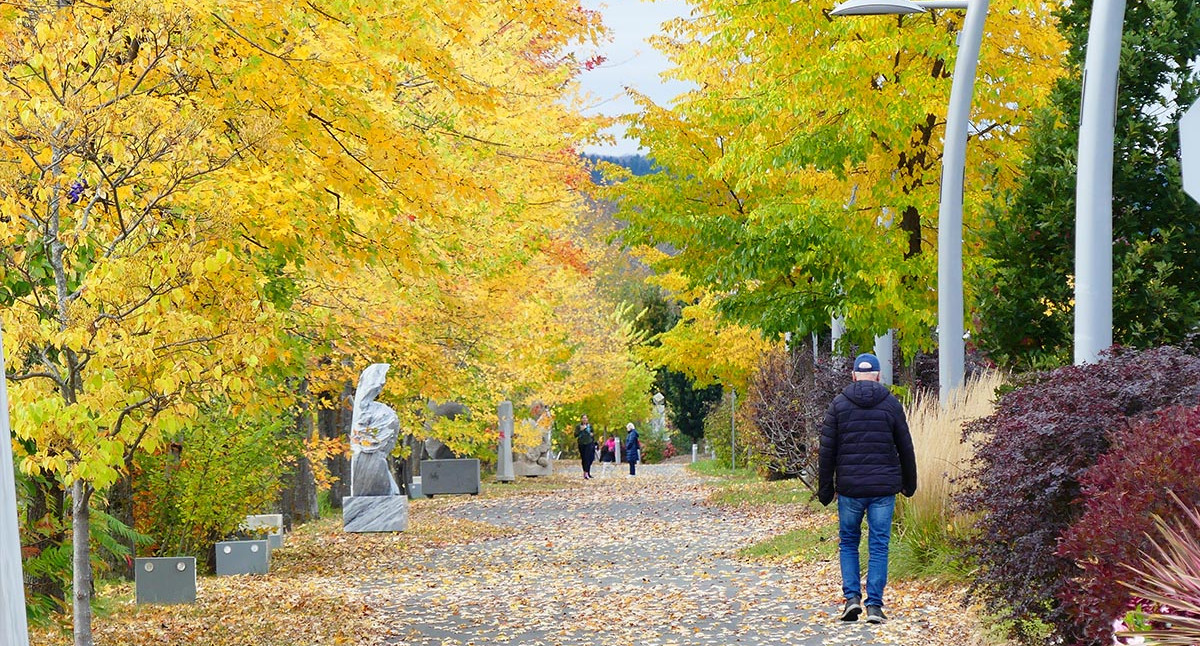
[317,383,352,509]
[279,380,318,531]
[900,205,922,260]
[71,479,93,646]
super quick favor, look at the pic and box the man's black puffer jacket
[818,380,917,505]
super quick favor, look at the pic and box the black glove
[818,489,834,506]
[902,487,915,498]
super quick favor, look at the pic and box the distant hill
[582,153,658,184]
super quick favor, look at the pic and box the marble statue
[652,391,667,437]
[349,363,400,496]
[513,402,554,477]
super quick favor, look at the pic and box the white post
[1,322,31,646]
[691,443,698,463]
[936,0,989,404]
[831,316,845,353]
[873,330,895,385]
[1074,0,1125,365]
[730,388,737,470]
[811,332,819,364]
[495,402,514,482]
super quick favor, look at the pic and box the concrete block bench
[420,459,480,496]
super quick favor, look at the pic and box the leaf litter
[32,464,999,645]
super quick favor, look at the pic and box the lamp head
[830,0,927,15]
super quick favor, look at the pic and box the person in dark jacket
[818,353,916,625]
[576,415,596,479]
[624,422,640,476]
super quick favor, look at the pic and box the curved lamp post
[831,0,987,403]
[1073,1,1125,364]
[834,0,1128,374]
[1,322,30,646]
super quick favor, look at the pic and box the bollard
[691,443,697,463]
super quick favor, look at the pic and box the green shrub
[640,433,666,463]
[702,393,754,469]
[134,407,292,568]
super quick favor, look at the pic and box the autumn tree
[606,1,1065,358]
[284,2,623,462]
[0,3,295,642]
[2,1,610,644]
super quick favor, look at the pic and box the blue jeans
[837,494,895,608]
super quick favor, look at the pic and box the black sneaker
[839,596,863,621]
[865,606,886,624]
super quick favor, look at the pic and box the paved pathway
[364,464,944,646]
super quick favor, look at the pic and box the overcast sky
[577,0,693,156]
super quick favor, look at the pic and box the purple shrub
[743,348,847,485]
[955,345,1200,644]
[1057,406,1200,645]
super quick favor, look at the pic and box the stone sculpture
[495,401,515,482]
[652,392,667,436]
[349,363,400,497]
[344,363,408,532]
[422,401,466,461]
[513,402,554,477]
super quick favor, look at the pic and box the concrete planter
[420,459,480,496]
[135,557,196,605]
[215,540,270,576]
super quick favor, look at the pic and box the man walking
[818,353,916,624]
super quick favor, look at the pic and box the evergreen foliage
[582,154,658,183]
[978,0,1200,369]
[657,370,722,441]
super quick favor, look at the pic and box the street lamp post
[831,0,987,403]
[1,322,31,646]
[730,388,737,471]
[1073,1,1125,365]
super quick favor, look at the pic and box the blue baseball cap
[853,353,881,372]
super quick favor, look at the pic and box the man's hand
[902,487,915,498]
[818,489,834,506]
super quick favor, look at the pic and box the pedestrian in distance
[818,353,917,625]
[599,436,616,463]
[576,415,597,479]
[624,422,640,476]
